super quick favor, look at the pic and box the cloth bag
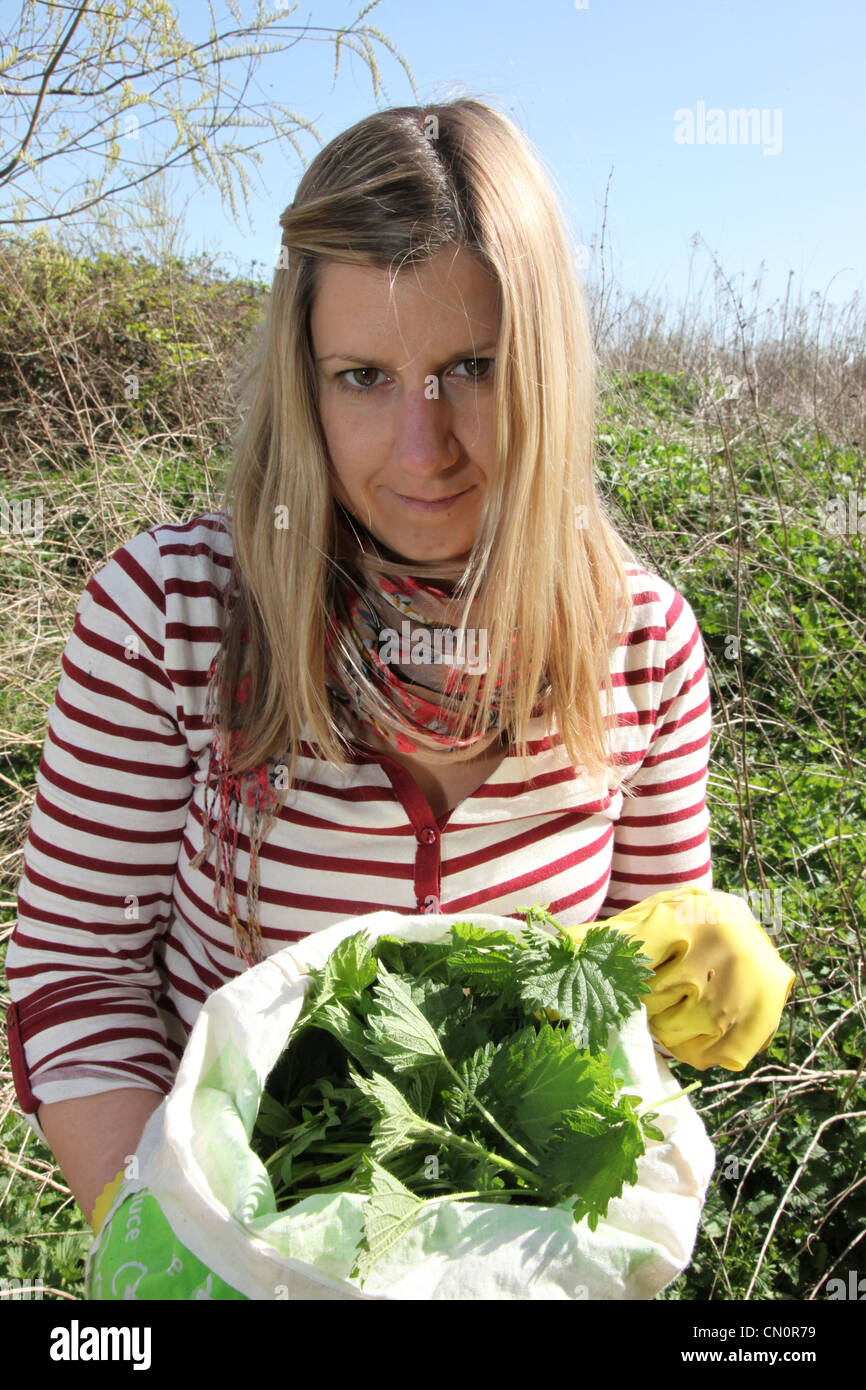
[85,910,717,1301]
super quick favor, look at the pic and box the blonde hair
[217,97,641,796]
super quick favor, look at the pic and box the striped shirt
[4,514,714,1142]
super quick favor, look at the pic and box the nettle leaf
[449,921,521,948]
[281,1109,334,1161]
[355,1156,425,1284]
[517,927,654,1052]
[293,933,379,1041]
[364,966,447,1071]
[545,1111,645,1230]
[370,936,452,981]
[429,1143,502,1196]
[318,930,379,1003]
[444,946,521,994]
[404,1062,440,1120]
[640,1112,666,1144]
[348,1064,433,1162]
[303,1000,384,1074]
[444,925,552,1005]
[441,1039,497,1128]
[403,976,471,1032]
[435,992,517,1067]
[369,935,409,973]
[483,1021,616,1151]
[407,940,454,977]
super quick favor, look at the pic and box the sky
[21,0,866,334]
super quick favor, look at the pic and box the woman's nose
[391,383,460,478]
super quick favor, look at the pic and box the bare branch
[0,0,417,232]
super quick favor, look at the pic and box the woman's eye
[452,357,494,381]
[336,367,386,393]
[335,358,494,394]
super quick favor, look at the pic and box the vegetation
[0,229,863,1300]
[0,0,412,242]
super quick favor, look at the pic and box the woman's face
[311,246,499,564]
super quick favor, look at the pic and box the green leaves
[483,1021,616,1151]
[364,967,448,1071]
[251,910,663,1287]
[441,1041,497,1128]
[348,1064,435,1163]
[295,997,384,1074]
[354,1158,425,1285]
[546,1108,646,1230]
[473,1020,652,1228]
[516,927,654,1052]
[444,944,527,994]
[298,930,379,1016]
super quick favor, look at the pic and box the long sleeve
[4,528,196,1143]
[598,575,714,918]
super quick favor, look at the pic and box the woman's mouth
[393,486,474,513]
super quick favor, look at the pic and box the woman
[5,98,724,1231]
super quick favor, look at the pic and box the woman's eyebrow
[316,340,498,370]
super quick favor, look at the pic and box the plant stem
[262,1145,294,1171]
[277,1182,359,1202]
[439,1055,540,1167]
[294,1141,368,1154]
[292,1151,363,1183]
[418,1117,543,1189]
[419,1187,533,1205]
[409,955,450,982]
[636,1080,702,1117]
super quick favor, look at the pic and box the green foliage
[252,918,661,1284]
[593,373,866,1303]
[0,232,266,469]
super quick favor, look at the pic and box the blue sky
[47,0,866,329]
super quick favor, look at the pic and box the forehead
[310,247,500,345]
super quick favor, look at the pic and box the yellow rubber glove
[561,886,795,1071]
[90,1169,126,1234]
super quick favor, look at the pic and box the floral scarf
[323,502,521,757]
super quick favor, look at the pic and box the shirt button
[419,826,438,845]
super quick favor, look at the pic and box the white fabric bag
[86,910,716,1300]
